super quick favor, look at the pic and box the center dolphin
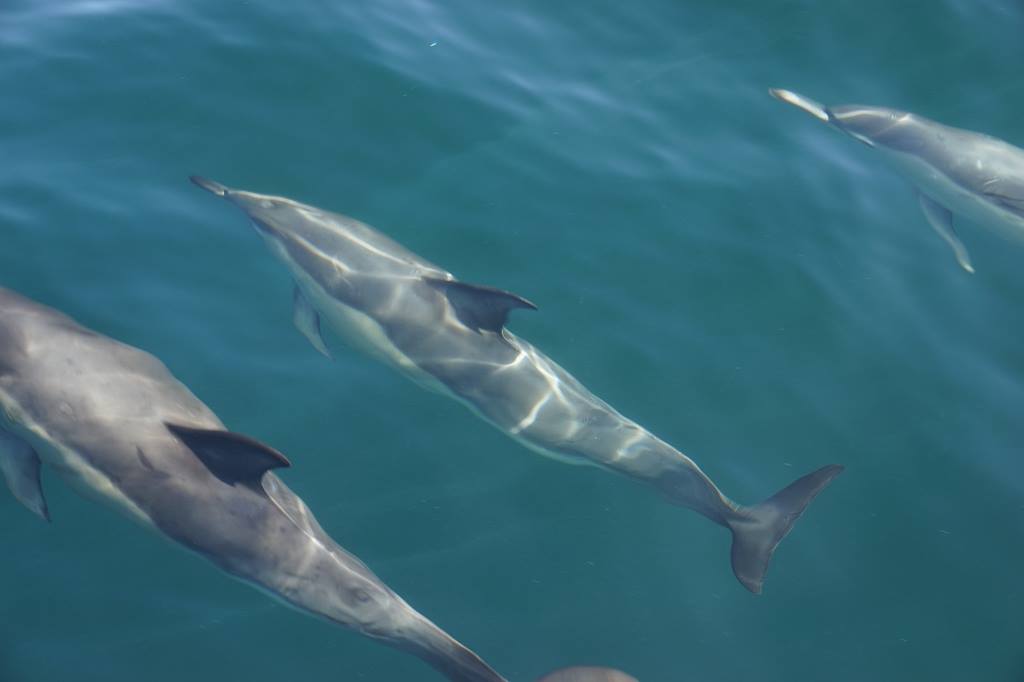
[191,176,844,594]
[770,88,1024,272]
[0,287,625,682]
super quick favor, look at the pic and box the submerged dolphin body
[192,176,843,594]
[0,288,626,682]
[770,88,1024,272]
[537,668,639,682]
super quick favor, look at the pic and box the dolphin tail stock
[727,464,844,594]
[398,616,508,682]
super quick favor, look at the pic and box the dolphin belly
[506,432,597,466]
[892,152,1024,241]
[298,277,452,395]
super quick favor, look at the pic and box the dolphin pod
[0,288,628,682]
[770,88,1024,273]
[190,175,844,595]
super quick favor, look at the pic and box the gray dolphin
[0,287,627,682]
[771,88,1024,273]
[537,668,639,682]
[191,175,843,594]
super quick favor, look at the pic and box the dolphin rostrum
[770,88,1024,273]
[191,175,844,594]
[0,287,626,682]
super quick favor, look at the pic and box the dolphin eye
[354,588,371,603]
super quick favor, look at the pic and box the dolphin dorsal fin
[424,277,537,334]
[165,423,291,486]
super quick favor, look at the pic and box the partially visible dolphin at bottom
[0,287,629,682]
[770,88,1024,273]
[537,668,639,682]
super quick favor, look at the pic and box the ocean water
[2,1,1023,680]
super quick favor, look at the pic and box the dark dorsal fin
[424,277,537,334]
[165,423,290,486]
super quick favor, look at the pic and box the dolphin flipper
[424,278,537,335]
[0,429,49,521]
[292,285,331,358]
[918,192,975,273]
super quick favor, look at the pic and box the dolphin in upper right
[770,88,1024,273]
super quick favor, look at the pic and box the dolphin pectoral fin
[423,277,537,335]
[0,430,50,522]
[165,423,291,487]
[292,285,331,359]
[918,192,975,273]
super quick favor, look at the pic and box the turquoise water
[2,1,1023,680]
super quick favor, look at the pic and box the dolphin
[191,175,844,594]
[536,668,638,682]
[770,88,1024,273]
[0,287,625,682]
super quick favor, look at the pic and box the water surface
[2,1,1023,680]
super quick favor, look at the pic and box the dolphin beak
[190,175,229,197]
[769,88,832,123]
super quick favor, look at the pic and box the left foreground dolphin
[190,175,844,594]
[0,287,627,682]
[770,88,1024,273]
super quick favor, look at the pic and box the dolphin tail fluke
[728,464,844,594]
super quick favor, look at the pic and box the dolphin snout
[190,175,229,197]
[769,88,831,122]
